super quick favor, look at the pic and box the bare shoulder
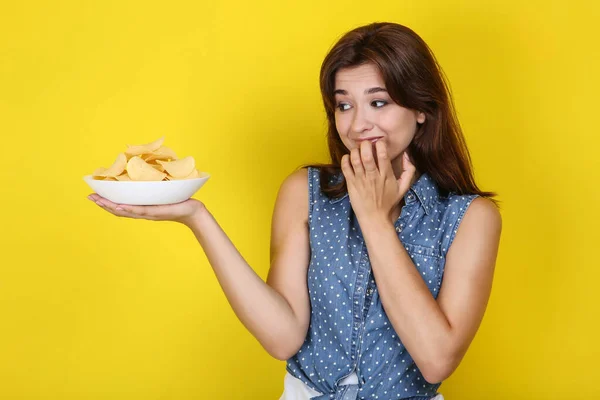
[274,167,309,224]
[464,196,502,235]
[279,167,309,192]
[270,168,309,259]
[444,195,502,288]
[447,196,502,261]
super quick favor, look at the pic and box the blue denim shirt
[286,167,479,400]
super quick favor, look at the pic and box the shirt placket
[351,241,375,385]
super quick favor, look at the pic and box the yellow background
[1,1,598,399]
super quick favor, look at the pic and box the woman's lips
[358,136,383,143]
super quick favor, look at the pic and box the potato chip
[186,169,200,179]
[90,137,204,182]
[150,163,166,172]
[92,167,107,180]
[168,168,200,180]
[157,156,195,179]
[143,146,178,163]
[115,173,131,181]
[126,156,167,181]
[97,153,127,178]
[125,137,165,157]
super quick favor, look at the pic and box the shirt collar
[402,172,439,215]
[328,172,439,215]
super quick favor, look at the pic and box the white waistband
[281,371,444,400]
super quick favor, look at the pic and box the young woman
[88,22,502,400]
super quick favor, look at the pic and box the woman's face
[333,63,425,177]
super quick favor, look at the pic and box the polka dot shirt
[286,167,479,399]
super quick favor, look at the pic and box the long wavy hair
[303,22,498,206]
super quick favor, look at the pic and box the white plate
[83,173,210,205]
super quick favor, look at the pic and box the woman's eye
[336,103,351,112]
[372,100,387,108]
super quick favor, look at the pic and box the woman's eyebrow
[334,87,388,95]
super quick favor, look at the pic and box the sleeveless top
[285,167,480,400]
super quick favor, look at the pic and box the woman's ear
[417,111,426,124]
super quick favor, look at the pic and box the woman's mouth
[358,136,383,143]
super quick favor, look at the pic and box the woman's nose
[350,106,373,133]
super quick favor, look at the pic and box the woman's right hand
[87,193,205,227]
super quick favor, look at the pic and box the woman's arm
[360,197,502,383]
[186,168,311,360]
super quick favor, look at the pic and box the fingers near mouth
[372,142,379,168]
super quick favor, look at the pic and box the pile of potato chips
[91,137,201,181]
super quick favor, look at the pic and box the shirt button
[367,288,374,295]
[407,193,415,200]
[357,287,363,293]
[395,226,402,233]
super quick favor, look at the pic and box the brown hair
[303,22,499,206]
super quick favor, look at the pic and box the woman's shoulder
[453,196,501,226]
[273,168,310,224]
[279,167,309,196]
[436,192,500,235]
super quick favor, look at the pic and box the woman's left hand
[341,140,417,224]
